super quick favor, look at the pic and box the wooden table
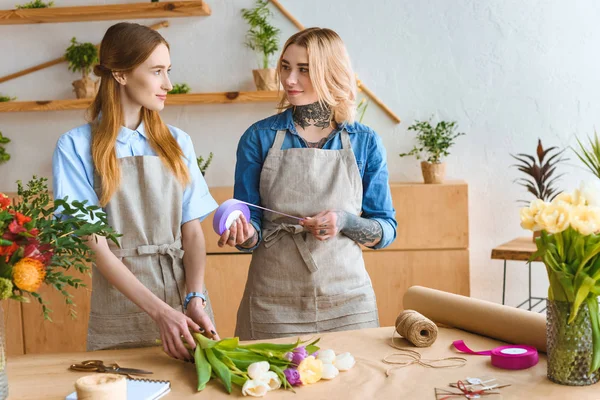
[491,237,543,311]
[6,326,600,399]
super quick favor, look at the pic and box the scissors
[69,360,153,376]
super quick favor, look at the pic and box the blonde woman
[52,23,219,360]
[218,28,397,339]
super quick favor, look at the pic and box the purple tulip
[284,352,294,361]
[283,368,302,386]
[291,346,308,365]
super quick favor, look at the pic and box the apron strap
[263,224,319,273]
[272,130,287,150]
[340,130,351,150]
[111,238,184,258]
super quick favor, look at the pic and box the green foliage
[356,98,369,124]
[573,131,600,180]
[399,118,465,164]
[0,94,16,102]
[0,132,10,165]
[2,177,121,320]
[241,0,281,69]
[15,0,53,9]
[168,83,191,95]
[197,152,213,176]
[511,139,566,203]
[64,37,99,79]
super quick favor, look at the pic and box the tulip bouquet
[191,333,356,396]
[520,182,600,376]
[0,177,119,319]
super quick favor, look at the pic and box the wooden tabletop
[491,237,541,262]
[6,326,600,399]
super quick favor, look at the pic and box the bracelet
[183,292,206,310]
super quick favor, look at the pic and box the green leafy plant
[356,98,369,124]
[399,118,465,163]
[64,37,99,79]
[573,130,600,179]
[168,83,191,95]
[0,177,120,320]
[241,0,281,69]
[15,0,53,8]
[197,152,213,176]
[0,94,16,102]
[511,139,566,203]
[0,132,10,165]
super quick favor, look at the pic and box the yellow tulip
[520,199,547,231]
[297,356,323,385]
[536,203,571,233]
[570,205,600,235]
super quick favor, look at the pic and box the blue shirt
[234,108,397,250]
[52,121,218,225]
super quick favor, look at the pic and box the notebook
[65,377,171,400]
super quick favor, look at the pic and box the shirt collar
[269,107,356,134]
[116,120,147,144]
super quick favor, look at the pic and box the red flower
[13,212,31,226]
[23,241,53,265]
[0,242,18,257]
[0,194,9,211]
[8,220,27,235]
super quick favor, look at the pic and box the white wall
[1,0,598,306]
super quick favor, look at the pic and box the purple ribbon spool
[213,199,251,235]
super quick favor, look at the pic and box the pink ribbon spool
[452,340,539,370]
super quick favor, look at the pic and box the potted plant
[15,0,53,8]
[399,118,465,184]
[197,152,213,177]
[64,37,99,99]
[0,95,15,103]
[168,83,191,95]
[241,0,281,91]
[0,132,10,165]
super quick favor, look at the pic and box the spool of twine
[75,374,127,400]
[395,309,438,347]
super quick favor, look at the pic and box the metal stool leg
[502,260,507,305]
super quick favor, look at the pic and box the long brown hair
[277,28,357,125]
[89,22,189,206]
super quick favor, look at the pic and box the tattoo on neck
[293,102,332,129]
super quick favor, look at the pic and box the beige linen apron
[235,130,379,340]
[88,156,214,350]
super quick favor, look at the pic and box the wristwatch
[183,292,206,310]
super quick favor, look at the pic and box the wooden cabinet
[5,181,469,353]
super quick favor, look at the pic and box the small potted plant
[168,83,191,95]
[241,0,281,91]
[15,0,53,8]
[399,118,465,184]
[0,94,15,102]
[64,37,99,99]
[0,132,10,165]
[197,152,213,176]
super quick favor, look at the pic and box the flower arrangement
[520,181,600,374]
[190,333,355,396]
[0,177,119,320]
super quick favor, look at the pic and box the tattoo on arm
[335,211,383,247]
[240,229,259,249]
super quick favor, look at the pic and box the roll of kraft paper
[453,340,539,370]
[403,286,547,352]
[75,374,126,400]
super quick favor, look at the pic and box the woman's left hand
[185,298,221,341]
[300,210,344,241]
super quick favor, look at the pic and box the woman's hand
[300,210,345,241]
[185,298,220,341]
[153,305,202,361]
[217,213,257,248]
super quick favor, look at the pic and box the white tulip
[242,379,270,397]
[248,361,270,380]
[259,371,281,391]
[335,352,356,371]
[317,349,336,364]
[321,363,339,379]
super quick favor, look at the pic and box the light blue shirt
[52,122,218,225]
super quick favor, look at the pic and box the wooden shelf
[0,1,210,25]
[0,91,280,113]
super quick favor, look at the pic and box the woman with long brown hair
[219,28,397,340]
[52,22,219,360]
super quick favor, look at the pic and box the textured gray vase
[546,299,600,386]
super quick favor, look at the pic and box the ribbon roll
[452,340,539,370]
[213,199,251,235]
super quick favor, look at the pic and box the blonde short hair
[277,28,357,125]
